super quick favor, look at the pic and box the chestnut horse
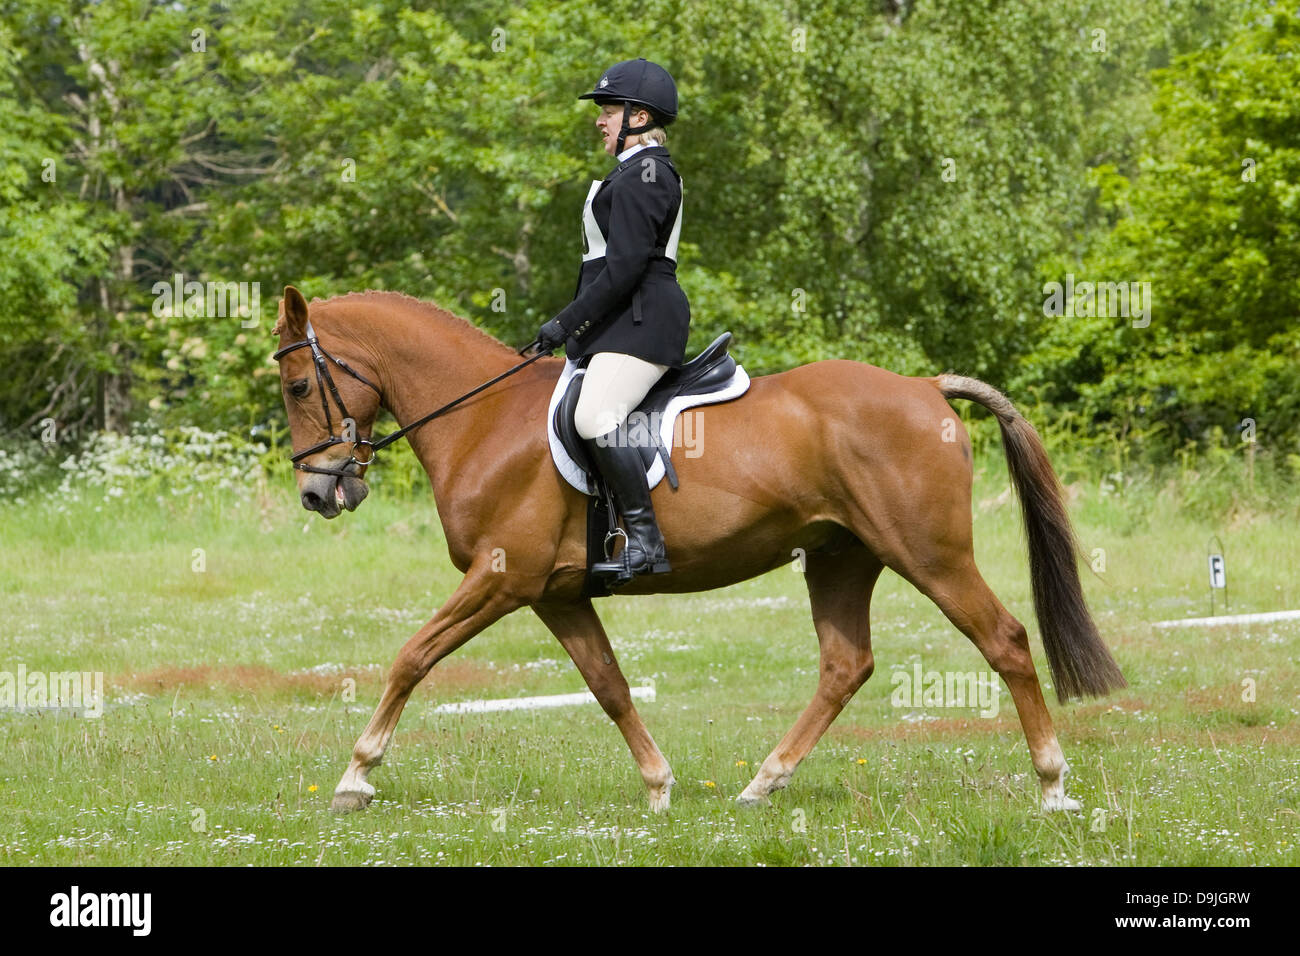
[271,286,1124,814]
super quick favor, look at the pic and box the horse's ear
[277,286,308,339]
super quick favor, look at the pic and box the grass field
[2,448,1298,866]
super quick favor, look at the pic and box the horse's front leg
[532,598,676,812]
[332,563,526,812]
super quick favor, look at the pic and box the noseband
[273,318,551,479]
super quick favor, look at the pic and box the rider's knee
[575,403,629,440]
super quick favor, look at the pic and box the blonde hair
[624,104,666,146]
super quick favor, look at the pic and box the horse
[270,285,1125,814]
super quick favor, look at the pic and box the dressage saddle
[552,332,738,491]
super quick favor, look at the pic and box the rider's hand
[536,317,570,352]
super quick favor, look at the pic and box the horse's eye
[289,379,310,398]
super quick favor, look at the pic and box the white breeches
[573,351,670,440]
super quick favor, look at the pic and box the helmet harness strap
[616,101,655,155]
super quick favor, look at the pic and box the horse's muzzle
[300,471,368,518]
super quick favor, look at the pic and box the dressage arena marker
[1151,609,1300,630]
[432,685,656,715]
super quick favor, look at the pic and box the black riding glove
[536,317,571,352]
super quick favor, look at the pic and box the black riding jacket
[554,145,690,368]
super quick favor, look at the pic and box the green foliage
[0,14,110,438]
[2,0,1285,496]
[1017,1,1300,467]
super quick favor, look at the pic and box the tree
[1018,0,1300,460]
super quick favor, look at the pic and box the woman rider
[536,58,688,585]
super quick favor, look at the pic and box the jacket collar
[615,141,663,163]
[609,144,670,178]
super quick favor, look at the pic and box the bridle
[273,319,550,478]
[272,318,381,477]
[272,318,549,479]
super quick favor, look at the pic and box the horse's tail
[935,374,1126,702]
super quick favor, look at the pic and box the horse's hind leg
[738,546,882,806]
[911,557,1080,811]
[532,598,676,811]
[839,426,1081,810]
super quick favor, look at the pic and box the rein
[272,318,549,478]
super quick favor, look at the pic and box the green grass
[2,454,1298,865]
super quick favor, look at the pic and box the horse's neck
[358,298,519,473]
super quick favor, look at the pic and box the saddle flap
[623,412,661,474]
[553,371,597,489]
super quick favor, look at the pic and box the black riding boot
[584,425,671,585]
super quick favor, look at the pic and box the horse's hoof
[1041,794,1082,812]
[645,774,674,812]
[331,788,374,814]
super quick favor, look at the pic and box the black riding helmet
[579,58,678,154]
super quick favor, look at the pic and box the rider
[536,58,689,584]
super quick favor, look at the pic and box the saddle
[546,332,751,597]
[547,332,751,496]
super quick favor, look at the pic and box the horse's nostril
[302,491,323,511]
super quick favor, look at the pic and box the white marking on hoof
[738,762,790,806]
[644,770,675,813]
[1041,793,1082,812]
[1037,756,1079,812]
[648,784,673,813]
